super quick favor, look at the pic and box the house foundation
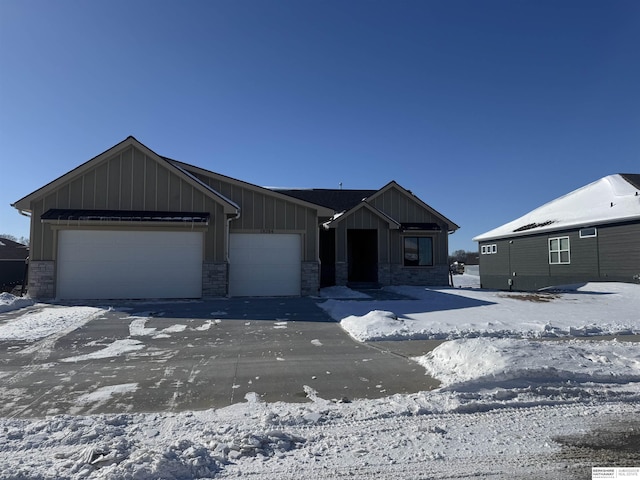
[28,260,55,299]
[202,262,228,297]
[301,261,320,296]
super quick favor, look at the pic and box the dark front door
[347,229,378,283]
[320,228,336,287]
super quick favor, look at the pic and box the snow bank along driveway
[0,284,639,479]
[321,282,640,341]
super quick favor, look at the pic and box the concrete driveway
[0,298,439,418]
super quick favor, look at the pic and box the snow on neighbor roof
[473,174,640,242]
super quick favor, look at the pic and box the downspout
[15,209,32,296]
[316,222,321,295]
[225,209,241,296]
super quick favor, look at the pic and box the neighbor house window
[481,244,497,255]
[404,237,433,266]
[549,236,570,264]
[579,227,597,238]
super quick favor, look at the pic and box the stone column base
[28,261,55,299]
[202,262,228,297]
[301,262,320,296]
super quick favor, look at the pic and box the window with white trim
[481,244,497,255]
[579,227,597,238]
[549,236,570,264]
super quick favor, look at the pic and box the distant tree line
[448,249,478,265]
[0,234,29,246]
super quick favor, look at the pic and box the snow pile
[340,310,409,341]
[416,338,640,389]
[0,305,104,341]
[1,380,639,479]
[321,282,640,341]
[0,292,34,313]
[0,414,221,479]
[1,284,640,478]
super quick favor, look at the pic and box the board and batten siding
[29,146,225,263]
[369,186,450,266]
[335,208,391,263]
[369,186,444,225]
[192,172,319,262]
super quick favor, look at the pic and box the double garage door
[56,230,302,299]
[57,230,203,300]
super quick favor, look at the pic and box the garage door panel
[57,230,203,300]
[229,233,301,296]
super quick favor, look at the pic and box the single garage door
[229,233,301,296]
[57,230,203,299]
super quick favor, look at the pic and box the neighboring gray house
[12,136,459,300]
[0,237,29,292]
[473,174,640,291]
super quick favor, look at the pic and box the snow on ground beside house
[1,284,640,478]
[0,304,105,341]
[416,337,640,389]
[0,292,35,313]
[323,282,640,341]
[0,338,639,479]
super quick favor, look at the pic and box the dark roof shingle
[271,189,377,212]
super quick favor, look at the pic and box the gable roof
[368,181,460,232]
[12,137,239,215]
[168,159,335,216]
[0,237,29,260]
[272,188,377,212]
[474,174,640,242]
[322,201,401,229]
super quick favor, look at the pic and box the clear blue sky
[1,0,638,253]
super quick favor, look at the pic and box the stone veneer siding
[28,260,55,299]
[377,263,391,286]
[202,262,228,297]
[335,262,348,286]
[301,261,320,296]
[391,264,450,286]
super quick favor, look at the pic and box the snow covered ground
[322,279,640,341]
[1,282,639,479]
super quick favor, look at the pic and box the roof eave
[366,180,460,231]
[474,214,640,242]
[170,159,334,216]
[324,202,401,229]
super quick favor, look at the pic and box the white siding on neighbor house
[228,233,301,296]
[56,230,203,299]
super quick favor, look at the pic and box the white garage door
[57,230,203,299]
[229,233,301,296]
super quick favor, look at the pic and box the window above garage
[41,209,210,225]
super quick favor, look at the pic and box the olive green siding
[28,146,225,263]
[371,186,450,267]
[335,210,390,263]
[329,185,453,287]
[479,222,640,290]
[369,187,445,224]
[191,172,319,262]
